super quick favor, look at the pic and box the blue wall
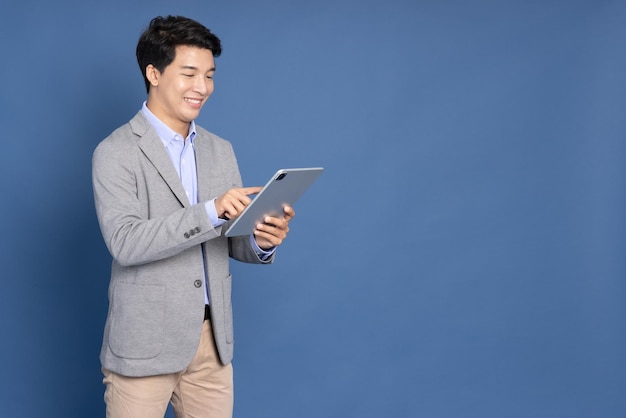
[1,0,625,417]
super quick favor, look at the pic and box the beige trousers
[103,320,234,418]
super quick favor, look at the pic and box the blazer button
[184,232,190,239]
[190,229,196,236]
[194,280,202,288]
[194,227,201,233]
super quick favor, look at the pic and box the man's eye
[182,74,193,77]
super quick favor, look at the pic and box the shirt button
[194,280,202,288]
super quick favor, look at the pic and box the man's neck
[145,100,190,137]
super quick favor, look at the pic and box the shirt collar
[141,101,197,147]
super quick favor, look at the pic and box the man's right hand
[214,187,262,220]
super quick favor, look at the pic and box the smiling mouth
[184,98,203,105]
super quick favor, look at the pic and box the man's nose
[194,76,210,94]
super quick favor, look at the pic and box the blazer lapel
[130,112,191,208]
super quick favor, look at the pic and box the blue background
[1,0,625,417]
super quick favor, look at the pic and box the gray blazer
[92,111,271,377]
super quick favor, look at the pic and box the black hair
[136,15,222,93]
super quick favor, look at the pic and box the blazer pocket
[109,283,165,359]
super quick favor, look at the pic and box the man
[92,15,295,418]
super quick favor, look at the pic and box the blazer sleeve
[92,134,221,267]
[228,235,275,264]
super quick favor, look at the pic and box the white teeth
[185,98,202,104]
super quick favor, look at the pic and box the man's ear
[145,64,160,88]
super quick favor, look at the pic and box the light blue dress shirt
[141,103,273,304]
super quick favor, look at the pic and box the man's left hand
[254,206,295,250]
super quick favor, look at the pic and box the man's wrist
[205,199,227,228]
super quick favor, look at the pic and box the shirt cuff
[250,235,275,260]
[205,199,227,228]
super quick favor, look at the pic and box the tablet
[225,167,324,237]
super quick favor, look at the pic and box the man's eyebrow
[180,65,216,72]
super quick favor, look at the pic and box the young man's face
[146,45,216,136]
